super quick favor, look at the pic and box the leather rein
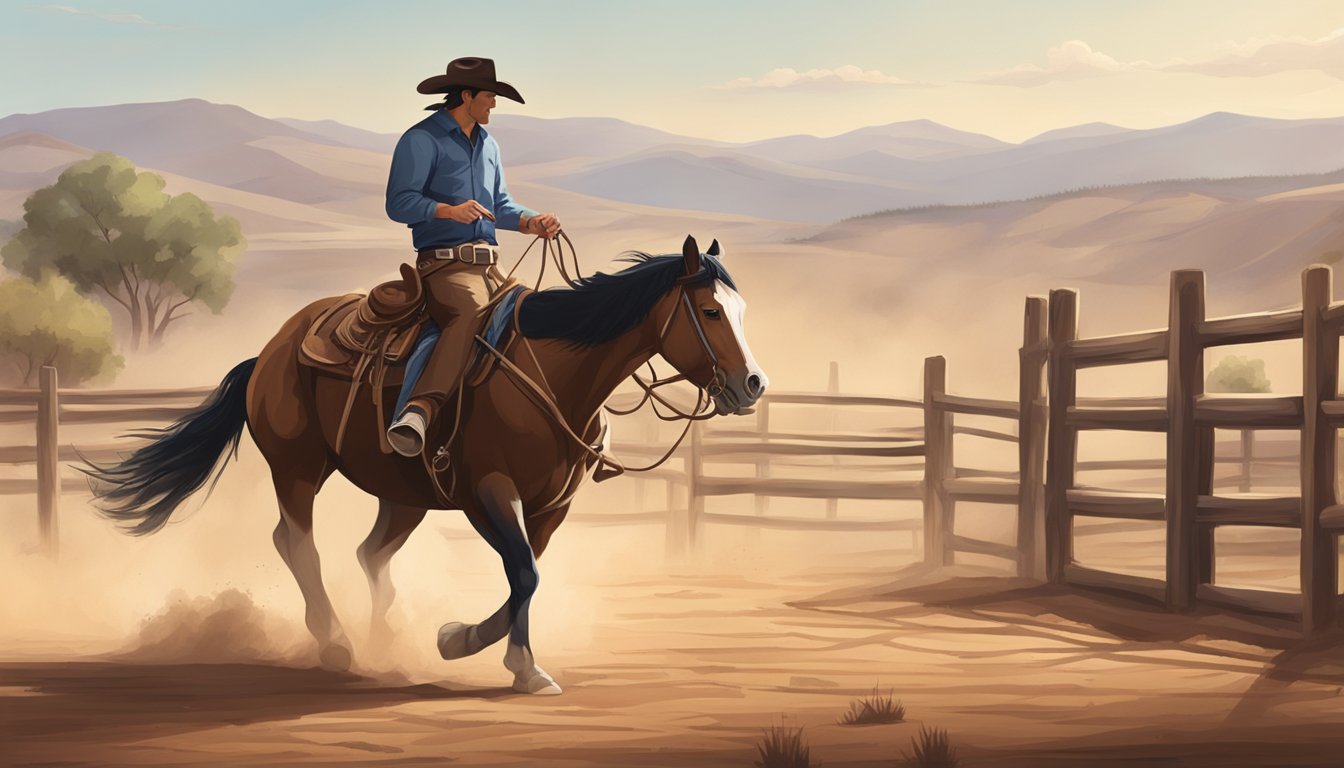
[471,232,722,481]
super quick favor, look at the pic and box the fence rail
[6,264,1342,636]
[1046,264,1344,635]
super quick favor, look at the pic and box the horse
[85,235,768,695]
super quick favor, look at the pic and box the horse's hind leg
[357,499,427,651]
[272,465,353,670]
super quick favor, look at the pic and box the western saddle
[298,263,521,454]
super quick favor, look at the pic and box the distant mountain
[1023,122,1130,145]
[0,99,381,204]
[275,117,398,154]
[540,148,925,222]
[915,112,1344,206]
[0,98,343,157]
[4,100,1344,225]
[737,119,1008,165]
[805,169,1344,293]
[485,115,724,166]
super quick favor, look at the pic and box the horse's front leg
[465,472,561,695]
[438,502,569,666]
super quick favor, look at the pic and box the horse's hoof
[437,621,478,660]
[513,670,563,695]
[319,643,352,671]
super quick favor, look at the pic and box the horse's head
[656,235,768,415]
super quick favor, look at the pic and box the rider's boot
[388,398,432,458]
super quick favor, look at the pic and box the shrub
[1206,355,1270,393]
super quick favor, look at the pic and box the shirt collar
[432,109,488,141]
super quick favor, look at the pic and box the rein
[470,233,722,481]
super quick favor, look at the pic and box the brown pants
[404,259,506,423]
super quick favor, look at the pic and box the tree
[1,152,244,350]
[1206,355,1271,393]
[0,273,123,387]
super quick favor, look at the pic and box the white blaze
[713,280,765,384]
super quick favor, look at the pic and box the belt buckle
[468,245,492,265]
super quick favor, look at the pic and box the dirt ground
[5,540,1344,768]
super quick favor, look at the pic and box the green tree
[1,152,244,350]
[1206,355,1271,393]
[0,273,123,387]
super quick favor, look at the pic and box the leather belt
[416,242,499,267]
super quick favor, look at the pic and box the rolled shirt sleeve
[386,130,441,225]
[491,145,538,232]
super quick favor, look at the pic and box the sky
[1,0,1342,143]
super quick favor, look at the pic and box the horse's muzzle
[711,369,768,416]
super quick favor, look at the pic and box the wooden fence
[2,298,1044,572]
[0,372,212,556]
[7,266,1339,635]
[574,302,1049,575]
[1046,265,1344,634]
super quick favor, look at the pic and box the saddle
[300,264,428,378]
[298,263,526,454]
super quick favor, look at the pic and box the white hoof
[437,621,481,660]
[513,668,563,695]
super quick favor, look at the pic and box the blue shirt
[385,110,537,251]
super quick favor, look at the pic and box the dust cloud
[0,228,1323,682]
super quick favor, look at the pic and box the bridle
[476,234,726,479]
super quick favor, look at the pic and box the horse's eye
[702,308,721,319]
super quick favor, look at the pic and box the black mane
[517,252,736,347]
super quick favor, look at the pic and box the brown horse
[86,235,767,695]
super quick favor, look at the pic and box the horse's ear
[682,235,701,275]
[707,239,721,257]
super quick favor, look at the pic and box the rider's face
[465,90,496,125]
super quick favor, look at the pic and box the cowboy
[385,57,561,457]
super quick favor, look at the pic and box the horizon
[1,1,1342,142]
[7,95,1344,149]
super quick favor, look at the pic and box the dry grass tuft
[838,685,905,725]
[754,723,812,768]
[903,725,960,768]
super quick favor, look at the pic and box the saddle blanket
[392,285,528,421]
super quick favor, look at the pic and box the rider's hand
[436,201,495,224]
[525,212,562,239]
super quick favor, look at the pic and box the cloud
[30,4,180,28]
[977,27,1344,88]
[975,40,1154,87]
[1163,27,1344,80]
[718,64,915,90]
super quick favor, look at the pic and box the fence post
[754,398,770,516]
[1239,429,1254,493]
[826,361,840,520]
[37,365,59,558]
[1018,297,1049,579]
[635,418,655,512]
[1166,270,1205,611]
[1301,265,1338,633]
[688,419,705,551]
[667,420,703,559]
[1196,424,1216,587]
[1045,289,1078,583]
[922,356,952,566]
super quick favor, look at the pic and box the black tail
[85,358,257,536]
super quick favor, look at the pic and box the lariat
[469,232,720,482]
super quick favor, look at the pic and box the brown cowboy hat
[417,57,524,106]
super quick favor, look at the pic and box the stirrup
[387,409,427,457]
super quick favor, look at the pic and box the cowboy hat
[417,57,524,105]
